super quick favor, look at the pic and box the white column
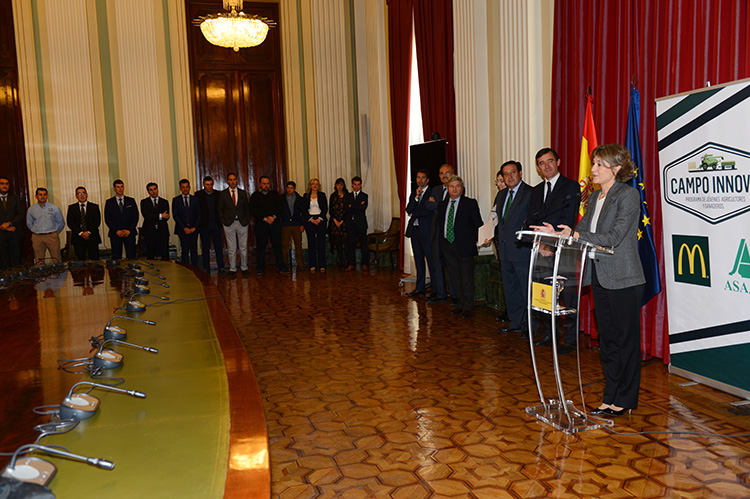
[309,0,352,192]
[356,0,394,232]
[453,0,492,224]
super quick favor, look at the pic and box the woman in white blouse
[303,178,328,272]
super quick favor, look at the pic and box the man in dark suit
[404,169,435,297]
[0,176,25,270]
[140,182,171,260]
[195,176,225,273]
[344,176,369,271]
[527,147,581,353]
[66,186,101,260]
[249,175,286,275]
[494,161,532,335]
[426,164,453,303]
[437,175,483,318]
[216,172,250,274]
[104,179,139,260]
[172,178,201,266]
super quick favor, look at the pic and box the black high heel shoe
[603,407,631,417]
[589,406,610,416]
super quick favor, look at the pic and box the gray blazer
[576,181,645,290]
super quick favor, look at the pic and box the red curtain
[551,0,750,362]
[387,0,413,269]
[414,0,457,169]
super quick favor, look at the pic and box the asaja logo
[725,239,750,294]
[672,235,711,287]
[663,142,750,224]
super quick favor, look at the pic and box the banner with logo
[657,78,750,397]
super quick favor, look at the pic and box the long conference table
[0,260,269,498]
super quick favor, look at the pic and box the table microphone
[126,292,169,312]
[59,381,146,420]
[134,276,170,288]
[2,444,114,486]
[104,315,156,341]
[131,282,151,294]
[130,260,160,271]
[94,339,158,370]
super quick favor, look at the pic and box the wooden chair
[367,218,400,268]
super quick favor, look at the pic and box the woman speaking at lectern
[532,143,645,417]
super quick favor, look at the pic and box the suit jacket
[345,191,368,230]
[425,184,449,242]
[0,192,25,231]
[576,181,645,290]
[280,193,307,226]
[437,195,483,257]
[303,192,328,221]
[194,189,221,229]
[140,197,170,233]
[217,188,250,227]
[172,194,201,235]
[527,174,580,229]
[66,202,102,244]
[405,187,435,238]
[104,196,139,237]
[494,182,531,262]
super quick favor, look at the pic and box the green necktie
[503,189,513,220]
[447,200,456,243]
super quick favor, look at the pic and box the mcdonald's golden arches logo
[672,235,711,287]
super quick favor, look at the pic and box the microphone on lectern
[2,444,114,486]
[59,381,146,420]
[103,315,156,341]
[93,338,158,370]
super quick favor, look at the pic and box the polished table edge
[186,263,271,499]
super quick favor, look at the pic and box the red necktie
[232,189,237,206]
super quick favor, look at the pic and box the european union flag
[626,86,662,305]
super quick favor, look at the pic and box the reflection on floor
[214,266,750,498]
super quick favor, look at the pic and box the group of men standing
[1,173,373,277]
[405,164,484,319]
[405,147,581,352]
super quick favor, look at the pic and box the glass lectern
[516,230,614,434]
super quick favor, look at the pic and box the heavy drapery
[551,0,750,362]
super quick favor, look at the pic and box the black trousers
[110,234,136,260]
[346,225,368,267]
[0,232,22,269]
[592,265,644,409]
[200,224,225,270]
[410,225,435,293]
[255,220,284,271]
[500,258,529,331]
[73,237,100,260]
[178,231,200,266]
[143,225,169,260]
[440,239,474,311]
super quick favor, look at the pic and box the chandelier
[194,0,276,52]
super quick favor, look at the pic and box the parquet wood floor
[214,267,750,499]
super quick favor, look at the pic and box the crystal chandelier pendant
[194,0,275,52]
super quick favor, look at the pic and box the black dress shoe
[461,311,471,319]
[428,296,448,304]
[534,335,552,347]
[497,326,520,334]
[449,308,463,315]
[557,343,575,355]
[589,406,610,416]
[405,290,426,297]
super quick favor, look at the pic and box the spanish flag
[577,93,598,222]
